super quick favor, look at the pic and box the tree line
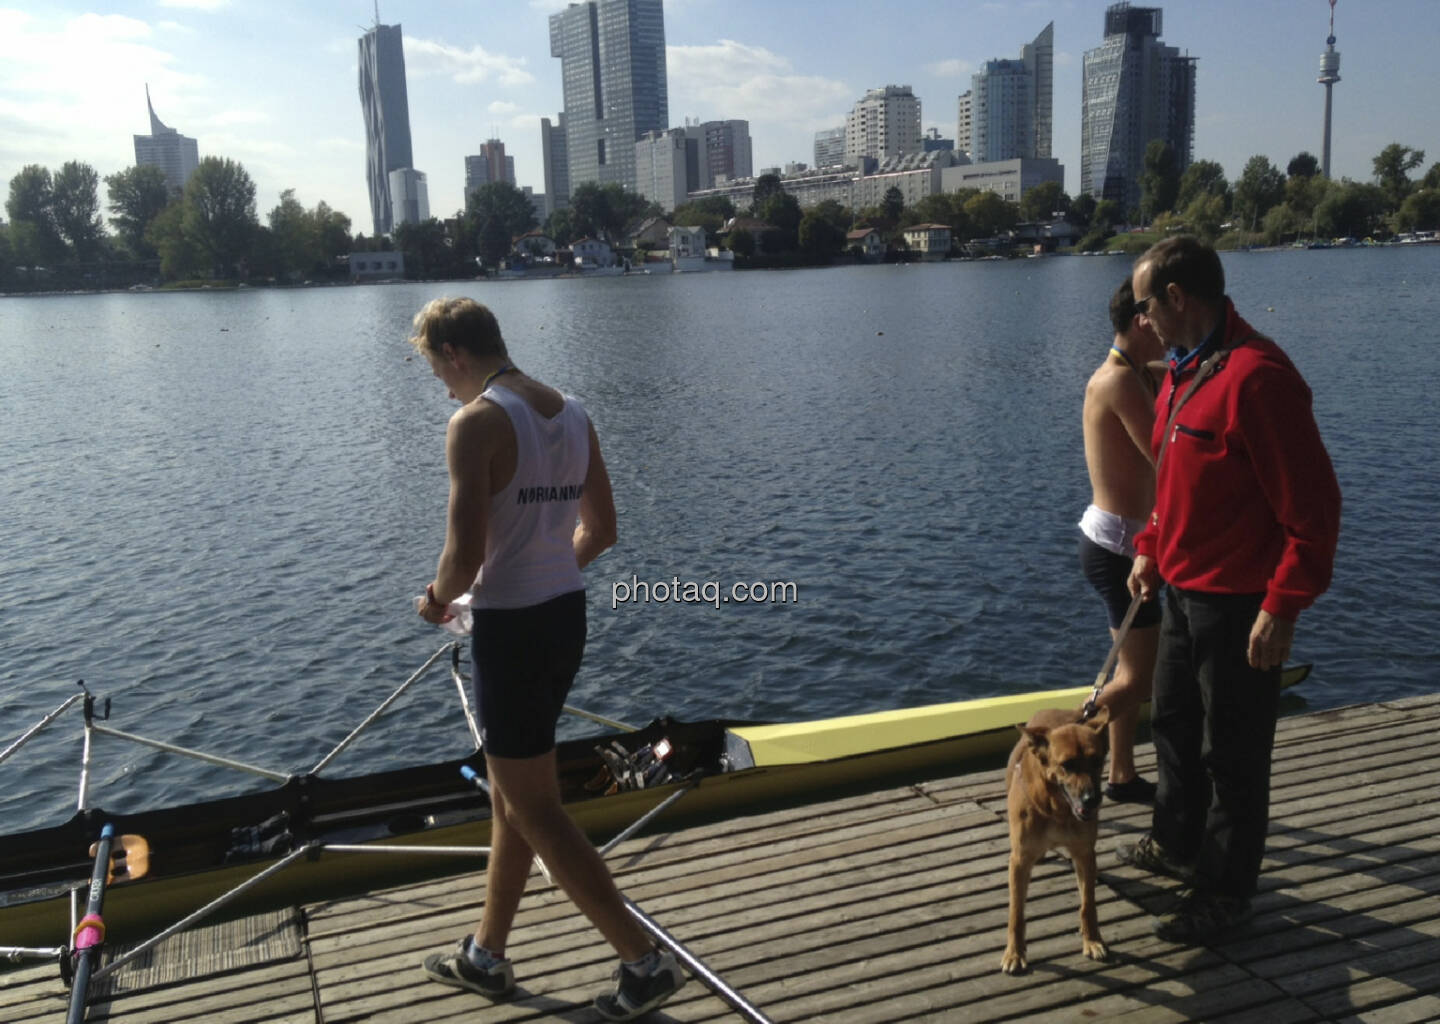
[4,138,1435,291]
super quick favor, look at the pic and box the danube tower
[1317,0,1341,179]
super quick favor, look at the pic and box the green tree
[394,217,453,277]
[809,199,851,237]
[476,215,512,269]
[1180,193,1228,243]
[568,182,649,243]
[881,186,905,223]
[1424,163,1440,192]
[725,227,755,256]
[755,191,802,251]
[182,157,258,278]
[752,173,783,208]
[544,207,575,247]
[267,189,318,280]
[1372,143,1425,210]
[1287,152,1320,179]
[798,208,846,257]
[669,201,727,245]
[6,165,65,265]
[1019,181,1067,223]
[50,161,104,262]
[313,201,352,269]
[467,181,538,241]
[1176,160,1229,212]
[1139,140,1181,223]
[1315,181,1386,239]
[963,190,1018,237]
[1067,193,1097,230]
[146,200,204,278]
[1233,155,1285,232]
[1395,189,1440,232]
[105,164,170,259]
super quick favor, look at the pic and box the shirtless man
[1078,277,1166,802]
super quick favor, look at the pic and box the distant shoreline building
[813,126,846,169]
[549,0,668,193]
[133,86,199,196]
[684,119,752,189]
[465,138,516,204]
[845,85,922,169]
[961,23,1053,165]
[389,168,429,227]
[1081,3,1195,210]
[541,114,570,215]
[359,20,416,237]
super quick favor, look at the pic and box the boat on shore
[0,649,1309,952]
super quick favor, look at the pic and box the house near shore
[847,227,885,261]
[571,237,617,269]
[512,230,556,259]
[902,223,952,261]
[347,251,405,281]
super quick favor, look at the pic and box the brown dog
[1000,706,1111,974]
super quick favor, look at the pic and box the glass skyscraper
[133,86,199,196]
[358,22,414,237]
[960,23,1053,165]
[549,0,668,194]
[1081,3,1196,211]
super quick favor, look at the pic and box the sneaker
[594,949,685,1021]
[421,935,515,1000]
[1153,889,1253,944]
[1104,776,1158,804]
[1115,833,1195,882]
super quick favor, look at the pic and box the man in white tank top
[408,298,683,1020]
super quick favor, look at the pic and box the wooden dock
[5,694,1440,1022]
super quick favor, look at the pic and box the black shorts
[472,589,587,759]
[1078,534,1162,630]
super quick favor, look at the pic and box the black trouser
[1150,586,1281,900]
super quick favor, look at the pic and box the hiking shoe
[1104,776,1158,804]
[1154,890,1253,944]
[594,950,685,1020]
[1115,833,1195,882]
[421,935,515,999]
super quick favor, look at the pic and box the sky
[3,0,1438,235]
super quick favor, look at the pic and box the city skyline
[2,1,1437,233]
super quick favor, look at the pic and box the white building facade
[845,85,922,168]
[388,168,430,226]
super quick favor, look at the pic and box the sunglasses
[1134,294,1160,315]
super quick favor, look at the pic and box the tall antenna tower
[1317,0,1341,179]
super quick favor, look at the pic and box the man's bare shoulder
[447,396,510,447]
[1084,359,1129,404]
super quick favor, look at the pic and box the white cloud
[405,37,534,88]
[925,58,976,78]
[667,40,852,133]
[487,100,520,116]
[157,0,228,10]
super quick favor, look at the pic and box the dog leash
[1079,591,1144,722]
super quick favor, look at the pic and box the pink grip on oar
[73,913,106,951]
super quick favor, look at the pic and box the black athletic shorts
[472,589,587,759]
[1078,534,1162,630]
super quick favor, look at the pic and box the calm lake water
[2,249,1437,831]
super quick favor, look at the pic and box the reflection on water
[1,248,1436,830]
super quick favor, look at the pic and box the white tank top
[471,385,589,609]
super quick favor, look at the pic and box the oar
[63,827,149,1021]
[459,766,772,1024]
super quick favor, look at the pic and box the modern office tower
[1022,22,1053,159]
[635,128,697,212]
[1081,3,1195,210]
[955,93,973,162]
[683,119,752,189]
[388,168,429,227]
[549,0,668,193]
[541,114,570,212]
[359,20,415,237]
[133,86,199,196]
[1317,0,1341,179]
[464,138,515,201]
[814,126,846,169]
[845,85,922,168]
[964,22,1053,164]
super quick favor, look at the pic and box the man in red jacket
[1118,236,1341,943]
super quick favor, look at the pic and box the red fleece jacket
[1133,301,1341,620]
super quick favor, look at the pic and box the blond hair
[407,297,508,359]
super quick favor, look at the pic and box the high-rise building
[389,168,429,227]
[549,0,668,193]
[635,128,697,213]
[1317,1,1341,179]
[541,114,570,214]
[962,22,1053,164]
[682,119,752,189]
[133,86,199,196]
[955,93,973,162]
[465,138,515,201]
[359,21,415,237]
[845,85,922,168]
[1081,3,1196,210]
[814,126,846,169]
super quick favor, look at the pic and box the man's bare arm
[574,419,617,569]
[1109,371,1158,465]
[431,405,497,602]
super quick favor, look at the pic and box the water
[3,249,1437,832]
